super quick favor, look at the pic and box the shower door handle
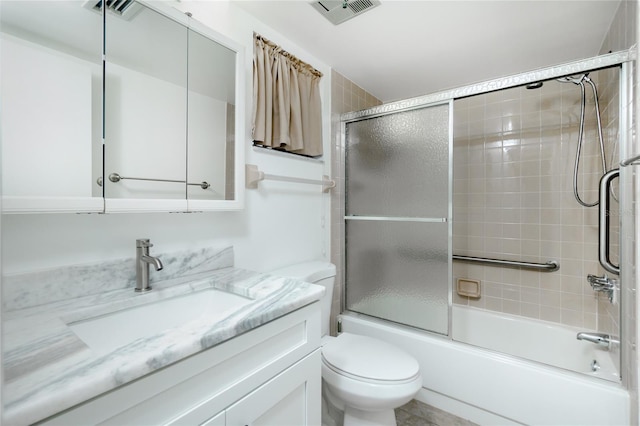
[598,169,620,275]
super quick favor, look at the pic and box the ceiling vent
[311,0,381,25]
[82,0,143,20]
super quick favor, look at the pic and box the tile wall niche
[330,70,381,335]
[452,67,620,331]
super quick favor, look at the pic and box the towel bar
[245,164,335,192]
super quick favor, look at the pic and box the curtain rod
[253,33,323,78]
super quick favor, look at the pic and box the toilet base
[323,386,397,426]
[344,407,396,426]
[322,390,344,426]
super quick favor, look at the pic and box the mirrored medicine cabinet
[1,0,244,213]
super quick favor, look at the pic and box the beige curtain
[252,34,323,157]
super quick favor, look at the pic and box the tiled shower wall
[330,70,381,334]
[452,68,619,330]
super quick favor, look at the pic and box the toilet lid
[322,333,420,382]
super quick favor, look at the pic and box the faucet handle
[136,239,153,248]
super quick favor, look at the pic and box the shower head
[526,82,543,90]
[557,73,589,85]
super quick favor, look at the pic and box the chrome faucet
[587,273,617,302]
[576,332,617,349]
[135,239,163,292]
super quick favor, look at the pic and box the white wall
[1,1,333,275]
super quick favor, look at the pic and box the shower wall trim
[341,50,631,122]
[447,99,454,336]
[618,60,632,390]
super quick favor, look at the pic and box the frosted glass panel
[346,104,449,218]
[345,220,449,334]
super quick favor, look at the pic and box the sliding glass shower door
[344,102,452,335]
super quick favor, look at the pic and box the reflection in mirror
[187,29,237,201]
[104,3,188,200]
[0,1,103,202]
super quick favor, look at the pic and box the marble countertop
[2,267,324,425]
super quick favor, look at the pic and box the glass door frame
[338,50,632,365]
[342,100,454,335]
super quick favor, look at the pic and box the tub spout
[576,332,615,348]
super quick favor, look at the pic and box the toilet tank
[270,261,336,337]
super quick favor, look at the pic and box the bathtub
[339,307,630,425]
[452,305,620,382]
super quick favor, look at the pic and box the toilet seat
[322,333,420,384]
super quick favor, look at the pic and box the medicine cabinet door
[0,1,104,213]
[103,2,189,212]
[103,2,244,212]
[186,28,239,209]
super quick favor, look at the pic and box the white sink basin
[69,289,253,353]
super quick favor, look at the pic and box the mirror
[1,1,242,213]
[104,2,239,208]
[0,1,103,212]
[187,28,237,201]
[104,3,188,201]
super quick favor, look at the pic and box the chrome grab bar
[598,169,620,275]
[452,255,559,272]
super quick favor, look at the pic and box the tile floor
[395,400,479,426]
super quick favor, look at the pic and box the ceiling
[235,0,622,102]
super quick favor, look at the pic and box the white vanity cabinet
[38,303,321,426]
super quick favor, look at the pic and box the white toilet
[271,261,422,426]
